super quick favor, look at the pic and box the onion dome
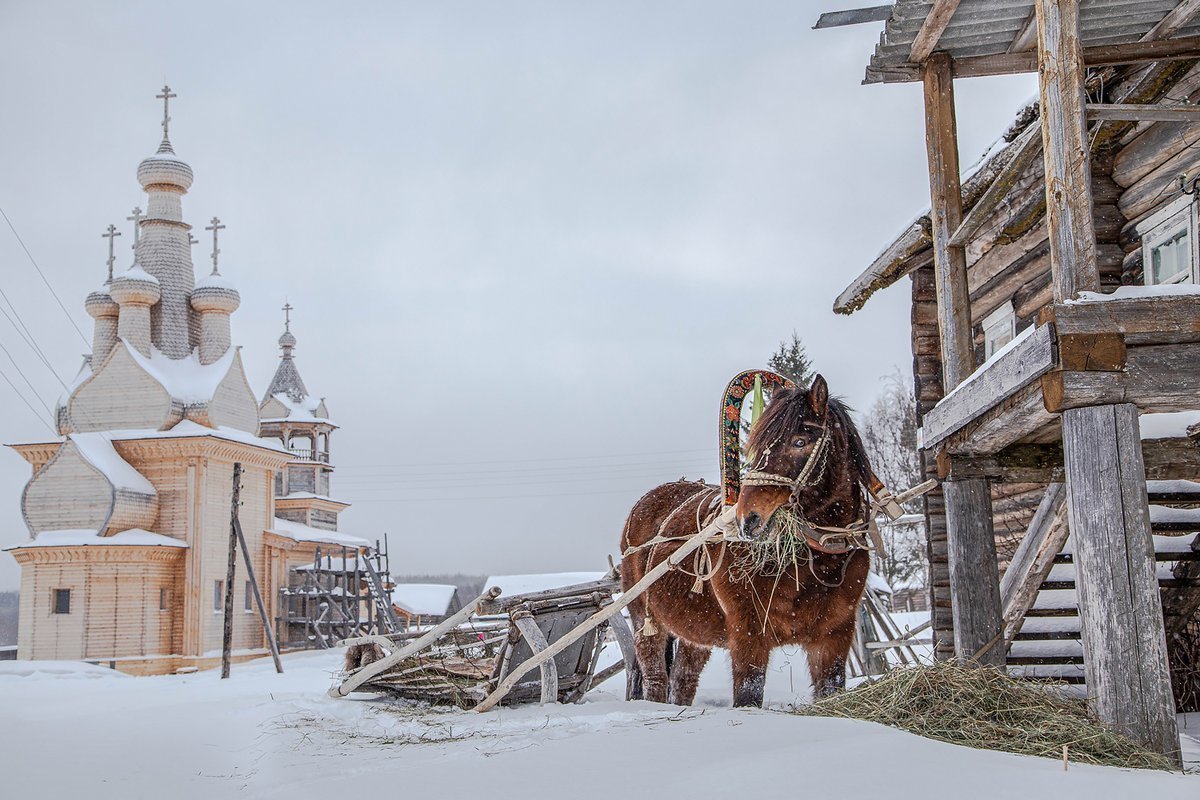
[191,272,241,313]
[109,265,161,306]
[84,285,119,319]
[279,330,297,350]
[137,136,194,192]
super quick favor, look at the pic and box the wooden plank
[922,52,974,388]
[910,0,962,63]
[940,379,1056,456]
[1062,403,1180,762]
[512,613,558,704]
[1036,0,1099,302]
[1046,296,1200,343]
[1042,343,1200,414]
[920,324,1056,449]
[479,576,619,614]
[944,478,1004,665]
[605,609,639,701]
[813,5,891,29]
[1087,103,1200,123]
[949,121,1043,248]
[474,507,736,712]
[999,483,1069,647]
[1144,0,1200,42]
[1009,8,1039,53]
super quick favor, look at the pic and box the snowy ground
[2,648,1198,799]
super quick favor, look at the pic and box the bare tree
[860,370,927,591]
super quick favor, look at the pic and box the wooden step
[1007,655,1085,666]
[1013,630,1082,641]
[1053,550,1200,564]
[1040,577,1200,590]
[1024,607,1079,617]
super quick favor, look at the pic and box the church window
[213,580,224,612]
[244,581,253,612]
[1139,196,1197,286]
[52,588,71,615]
[159,588,169,611]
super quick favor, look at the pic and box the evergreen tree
[767,331,814,387]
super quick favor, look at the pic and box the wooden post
[1035,0,1099,302]
[922,51,1003,665]
[1036,0,1179,761]
[220,462,242,679]
[1063,404,1179,761]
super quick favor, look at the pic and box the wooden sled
[333,573,638,709]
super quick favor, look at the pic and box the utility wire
[0,206,90,346]
[0,336,54,417]
[337,457,715,483]
[0,362,54,436]
[0,283,65,387]
[347,486,659,504]
[340,469,715,494]
[339,447,713,471]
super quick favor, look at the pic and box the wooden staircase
[1006,480,1200,685]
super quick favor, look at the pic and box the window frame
[213,580,224,613]
[244,580,254,613]
[159,587,169,612]
[52,588,71,615]
[1138,195,1198,286]
[982,301,1017,360]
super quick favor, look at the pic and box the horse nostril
[743,512,762,537]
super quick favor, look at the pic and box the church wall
[82,560,180,659]
[17,561,86,660]
[317,470,330,496]
[288,466,316,494]
[22,445,113,535]
[70,345,177,432]
[311,510,337,531]
[206,356,259,434]
[275,509,307,525]
[119,449,195,547]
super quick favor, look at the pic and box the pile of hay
[798,662,1174,771]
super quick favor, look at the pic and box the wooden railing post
[1036,0,1179,761]
[922,51,1004,666]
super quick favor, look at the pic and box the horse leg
[805,629,853,700]
[729,636,771,708]
[668,640,712,706]
[631,613,672,704]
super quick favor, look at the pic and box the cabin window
[982,302,1016,360]
[1139,196,1197,286]
[213,580,224,612]
[159,588,169,611]
[52,588,71,615]
[244,581,254,612]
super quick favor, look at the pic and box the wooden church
[4,88,369,674]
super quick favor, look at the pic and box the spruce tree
[767,331,814,387]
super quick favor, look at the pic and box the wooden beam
[922,52,973,388]
[1036,0,1100,302]
[869,35,1200,84]
[1009,8,1039,53]
[910,0,962,63]
[940,379,1056,456]
[1045,295,1200,344]
[1087,103,1200,123]
[949,121,1042,247]
[1062,403,1180,762]
[1144,0,1200,42]
[920,323,1056,450]
[999,483,1068,647]
[937,443,1065,484]
[813,5,891,29]
[1041,343,1200,414]
[944,478,1004,665]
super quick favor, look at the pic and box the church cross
[205,216,225,275]
[282,302,293,332]
[126,207,145,249]
[101,224,122,281]
[156,85,177,138]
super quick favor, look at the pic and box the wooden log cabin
[3,89,377,674]
[818,0,1200,761]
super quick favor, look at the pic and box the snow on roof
[4,528,186,550]
[121,340,238,404]
[109,420,289,454]
[194,271,238,292]
[867,572,893,595]
[269,517,369,548]
[391,584,458,616]
[484,572,607,597]
[69,433,155,494]
[57,360,92,407]
[262,392,330,424]
[1139,411,1200,441]
[278,492,348,504]
[1068,283,1200,304]
[294,555,372,572]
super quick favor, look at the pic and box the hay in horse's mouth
[730,506,812,580]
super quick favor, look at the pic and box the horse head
[735,374,871,542]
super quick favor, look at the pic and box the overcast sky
[0,2,1038,590]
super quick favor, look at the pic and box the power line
[338,447,713,471]
[0,336,54,417]
[346,486,661,504]
[338,469,715,493]
[336,457,715,483]
[0,362,55,436]
[0,281,65,387]
[0,205,90,346]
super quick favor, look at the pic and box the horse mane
[747,386,875,492]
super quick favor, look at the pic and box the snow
[194,271,238,291]
[1148,479,1200,495]
[108,419,289,454]
[0,660,129,679]
[1068,283,1200,303]
[269,517,369,548]
[391,583,458,616]
[866,571,893,595]
[484,572,607,597]
[280,491,347,503]
[69,432,156,493]
[924,324,1037,431]
[4,528,186,550]
[262,391,330,424]
[1149,505,1200,525]
[117,264,158,284]
[121,341,237,404]
[0,649,1196,799]
[1140,411,1200,440]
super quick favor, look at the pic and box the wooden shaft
[474,506,737,712]
[220,463,241,679]
[234,516,283,674]
[332,585,502,697]
[1035,0,1099,301]
[512,613,558,704]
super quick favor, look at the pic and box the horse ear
[808,374,829,417]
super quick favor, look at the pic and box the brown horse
[619,375,875,707]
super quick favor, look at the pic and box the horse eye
[791,436,809,448]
